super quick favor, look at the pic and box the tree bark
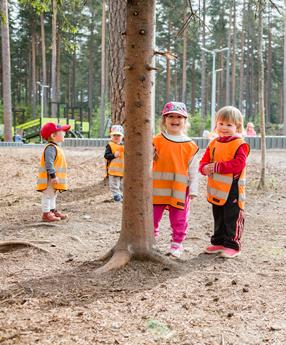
[200,0,207,119]
[258,3,266,190]
[97,0,164,273]
[40,12,48,116]
[238,0,246,113]
[231,0,236,106]
[181,4,188,104]
[56,33,61,106]
[1,0,12,141]
[31,18,37,118]
[109,0,127,124]
[51,0,57,118]
[266,7,272,124]
[282,0,286,135]
[99,0,106,137]
[166,18,171,101]
[88,3,96,114]
[225,6,232,105]
[191,58,196,115]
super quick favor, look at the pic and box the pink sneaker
[204,245,225,254]
[169,242,183,258]
[220,248,241,258]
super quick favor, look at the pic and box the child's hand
[51,177,59,185]
[114,151,120,158]
[203,163,215,176]
[153,146,159,161]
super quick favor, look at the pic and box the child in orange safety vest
[36,122,70,222]
[104,125,124,202]
[153,102,199,258]
[199,106,250,258]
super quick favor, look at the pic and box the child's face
[51,130,66,143]
[111,134,123,144]
[216,119,237,137]
[165,113,186,135]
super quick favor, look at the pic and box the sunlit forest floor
[0,147,286,344]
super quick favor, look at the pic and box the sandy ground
[0,147,286,345]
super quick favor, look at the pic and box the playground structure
[7,103,92,142]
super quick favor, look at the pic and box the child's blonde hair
[215,106,244,133]
[160,116,190,134]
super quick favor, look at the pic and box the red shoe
[204,245,225,254]
[220,248,241,258]
[51,209,68,220]
[42,212,61,222]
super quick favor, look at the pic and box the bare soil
[0,147,286,345]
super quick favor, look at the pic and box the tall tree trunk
[51,0,57,117]
[1,0,12,141]
[97,0,167,273]
[109,0,127,124]
[88,3,96,114]
[181,4,188,103]
[258,3,266,189]
[231,0,236,106]
[166,18,171,101]
[284,0,286,134]
[71,48,76,107]
[191,58,196,115]
[174,59,178,100]
[31,18,37,118]
[225,7,232,105]
[99,0,106,137]
[40,12,48,116]
[56,34,61,107]
[200,0,207,119]
[239,0,246,113]
[266,8,272,124]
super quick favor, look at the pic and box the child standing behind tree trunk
[104,125,125,202]
[153,102,199,258]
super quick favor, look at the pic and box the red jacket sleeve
[214,143,248,175]
[199,147,211,175]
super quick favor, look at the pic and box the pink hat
[41,122,71,140]
[161,101,188,118]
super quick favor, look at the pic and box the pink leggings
[153,193,190,244]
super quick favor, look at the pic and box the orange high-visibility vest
[153,134,199,209]
[107,141,124,177]
[207,138,250,210]
[36,143,68,191]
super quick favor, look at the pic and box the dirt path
[0,148,285,344]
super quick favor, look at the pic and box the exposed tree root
[95,249,132,274]
[135,250,179,267]
[96,247,115,262]
[0,241,49,254]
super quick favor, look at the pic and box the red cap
[41,122,71,140]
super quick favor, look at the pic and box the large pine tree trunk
[40,12,48,116]
[99,0,106,137]
[283,0,286,135]
[109,0,127,124]
[97,0,167,273]
[51,0,57,118]
[258,3,266,189]
[1,0,12,141]
[56,34,61,106]
[225,7,232,105]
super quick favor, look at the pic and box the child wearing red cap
[153,102,199,258]
[36,122,70,222]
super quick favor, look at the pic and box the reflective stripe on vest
[107,141,124,177]
[152,134,198,209]
[36,143,68,191]
[207,138,250,209]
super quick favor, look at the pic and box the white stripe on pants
[41,184,57,212]
[109,175,123,197]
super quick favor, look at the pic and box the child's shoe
[51,209,68,220]
[220,248,241,258]
[42,212,61,222]
[168,242,183,258]
[204,245,225,254]
[114,195,122,202]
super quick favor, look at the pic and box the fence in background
[1,136,286,149]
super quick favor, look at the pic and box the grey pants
[109,175,123,197]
